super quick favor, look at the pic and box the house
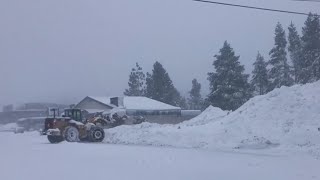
[75,96,202,124]
[75,96,186,124]
[75,96,181,115]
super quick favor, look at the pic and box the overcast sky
[0,0,319,108]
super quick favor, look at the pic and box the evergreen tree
[301,13,320,83]
[288,22,303,83]
[178,96,188,110]
[268,22,294,90]
[207,41,251,111]
[124,63,146,96]
[188,79,202,110]
[145,72,154,98]
[145,61,183,106]
[251,52,269,95]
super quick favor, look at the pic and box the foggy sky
[0,0,319,108]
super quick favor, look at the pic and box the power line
[193,0,312,16]
[292,0,320,2]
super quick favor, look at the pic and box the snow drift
[105,82,320,154]
[220,81,320,149]
[180,106,229,126]
[106,106,229,148]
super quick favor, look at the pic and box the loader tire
[89,126,105,142]
[64,126,80,142]
[47,135,64,144]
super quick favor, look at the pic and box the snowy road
[0,132,319,180]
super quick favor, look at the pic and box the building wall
[126,109,181,116]
[75,96,200,125]
[0,110,47,124]
[75,97,112,111]
[125,109,200,125]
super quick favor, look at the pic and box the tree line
[124,13,320,111]
[123,62,188,109]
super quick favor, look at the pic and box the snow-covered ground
[0,132,320,180]
[105,81,320,158]
[1,81,320,179]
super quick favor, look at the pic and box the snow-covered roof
[86,96,117,108]
[123,97,181,110]
[88,96,181,111]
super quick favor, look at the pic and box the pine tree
[178,96,188,110]
[268,22,294,91]
[288,22,303,83]
[207,41,251,111]
[251,52,269,95]
[188,79,202,110]
[124,63,146,96]
[145,61,182,106]
[301,13,320,83]
[145,72,154,98]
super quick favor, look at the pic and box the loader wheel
[64,126,80,142]
[47,135,64,144]
[89,127,105,142]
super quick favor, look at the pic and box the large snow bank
[106,81,320,155]
[105,106,231,148]
[220,82,320,149]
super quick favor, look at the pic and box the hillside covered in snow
[105,81,320,156]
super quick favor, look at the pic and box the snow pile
[220,82,320,149]
[0,123,17,132]
[105,106,231,148]
[181,105,229,126]
[106,122,213,148]
[106,81,320,155]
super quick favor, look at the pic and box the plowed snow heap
[106,81,320,152]
[221,81,320,149]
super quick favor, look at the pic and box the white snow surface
[105,81,320,157]
[180,105,229,126]
[89,96,181,110]
[0,132,320,180]
[1,82,320,179]
[123,96,181,110]
[88,96,115,107]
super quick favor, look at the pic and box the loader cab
[64,109,83,122]
[48,108,60,118]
